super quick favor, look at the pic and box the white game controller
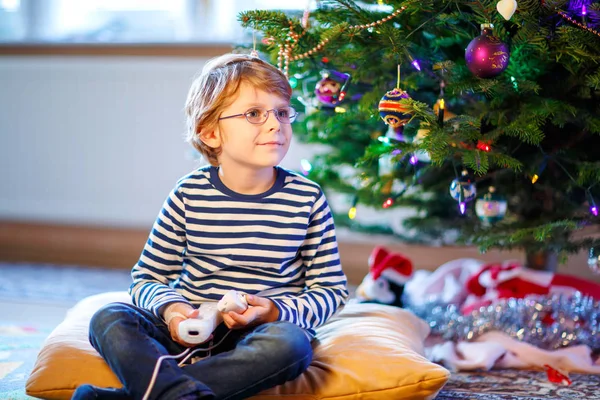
[217,290,248,314]
[178,290,248,345]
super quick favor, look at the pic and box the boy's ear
[198,127,221,149]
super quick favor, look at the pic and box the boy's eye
[246,109,263,118]
[276,108,290,118]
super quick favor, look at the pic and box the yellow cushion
[26,292,449,400]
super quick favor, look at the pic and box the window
[0,0,307,43]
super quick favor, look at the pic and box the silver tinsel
[405,292,600,351]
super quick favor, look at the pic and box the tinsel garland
[404,292,600,351]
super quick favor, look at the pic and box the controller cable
[142,330,233,400]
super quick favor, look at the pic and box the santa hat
[465,261,550,297]
[368,246,413,284]
[463,260,600,314]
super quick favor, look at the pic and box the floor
[0,298,72,328]
[0,262,133,330]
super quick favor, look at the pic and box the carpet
[0,325,52,400]
[0,262,132,400]
[437,368,600,399]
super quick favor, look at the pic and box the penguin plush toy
[355,246,413,307]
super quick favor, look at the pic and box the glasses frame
[218,106,298,125]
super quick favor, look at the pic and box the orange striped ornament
[378,88,412,128]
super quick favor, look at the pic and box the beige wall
[2,221,599,285]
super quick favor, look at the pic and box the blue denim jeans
[79,302,313,400]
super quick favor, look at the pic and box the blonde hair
[185,53,292,166]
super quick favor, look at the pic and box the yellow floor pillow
[26,292,449,400]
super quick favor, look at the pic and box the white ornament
[496,0,517,21]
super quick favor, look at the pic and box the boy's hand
[162,303,199,347]
[222,294,279,330]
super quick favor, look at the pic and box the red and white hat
[463,260,600,314]
[368,246,413,284]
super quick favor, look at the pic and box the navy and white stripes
[129,165,348,335]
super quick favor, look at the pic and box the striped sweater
[129,165,348,335]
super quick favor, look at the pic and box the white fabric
[404,258,484,306]
[478,265,555,288]
[381,267,412,284]
[426,331,600,374]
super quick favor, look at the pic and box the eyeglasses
[219,106,298,125]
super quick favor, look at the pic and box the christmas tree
[239,0,600,271]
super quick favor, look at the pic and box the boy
[73,53,348,400]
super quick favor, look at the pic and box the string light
[541,153,599,218]
[406,53,422,71]
[382,197,394,208]
[348,195,359,219]
[377,135,403,145]
[348,206,357,219]
[437,79,445,128]
[586,190,598,216]
[458,184,466,215]
[477,141,491,152]
[411,59,422,71]
[457,190,466,215]
[300,159,312,175]
[459,201,466,215]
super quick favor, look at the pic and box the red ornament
[543,365,572,386]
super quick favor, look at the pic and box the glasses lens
[244,107,298,124]
[275,107,297,124]
[245,108,267,124]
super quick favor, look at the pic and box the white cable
[142,348,191,400]
[177,330,233,366]
[142,330,233,400]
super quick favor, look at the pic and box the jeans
[80,302,313,400]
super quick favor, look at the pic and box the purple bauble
[465,24,510,78]
[315,76,342,106]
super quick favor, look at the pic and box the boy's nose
[265,111,281,130]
